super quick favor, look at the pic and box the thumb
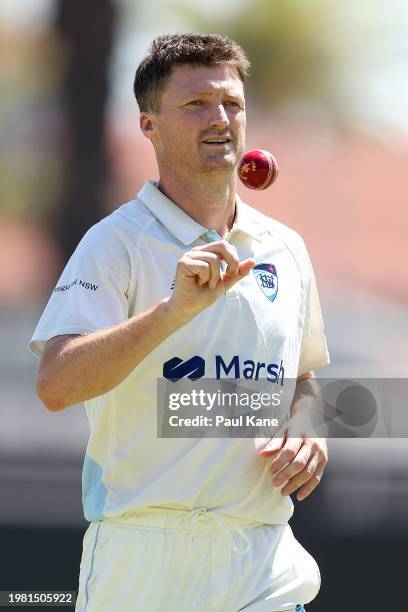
[223,258,255,291]
[258,434,286,457]
[238,259,256,276]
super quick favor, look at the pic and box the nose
[209,103,230,129]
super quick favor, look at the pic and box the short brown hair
[134,33,250,112]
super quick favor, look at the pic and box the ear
[140,112,158,142]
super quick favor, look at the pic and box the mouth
[201,136,233,146]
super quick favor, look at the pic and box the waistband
[103,507,265,555]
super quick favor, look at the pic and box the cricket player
[31,34,330,611]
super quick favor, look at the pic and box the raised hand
[168,240,255,321]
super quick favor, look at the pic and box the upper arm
[29,222,131,359]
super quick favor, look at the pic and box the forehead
[162,64,245,101]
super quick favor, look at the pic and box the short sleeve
[29,221,132,358]
[297,258,330,377]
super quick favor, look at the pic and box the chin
[201,154,237,171]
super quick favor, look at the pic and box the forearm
[37,298,189,410]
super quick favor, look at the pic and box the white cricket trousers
[75,508,320,612]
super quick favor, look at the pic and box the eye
[225,100,243,109]
[187,100,204,106]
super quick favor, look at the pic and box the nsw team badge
[252,263,278,302]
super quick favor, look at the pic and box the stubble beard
[199,151,237,172]
[158,134,244,192]
[197,138,244,176]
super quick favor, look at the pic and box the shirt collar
[137,180,264,245]
[137,181,207,245]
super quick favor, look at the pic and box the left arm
[259,370,328,501]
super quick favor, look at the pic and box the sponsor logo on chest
[163,355,285,385]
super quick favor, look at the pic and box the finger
[268,437,304,476]
[187,251,221,288]
[280,449,320,496]
[237,258,256,277]
[258,421,289,457]
[187,251,219,263]
[272,442,313,488]
[177,257,212,286]
[222,243,240,277]
[208,255,222,290]
[195,261,211,286]
[296,460,326,501]
[193,241,240,276]
[222,258,255,290]
[258,434,286,457]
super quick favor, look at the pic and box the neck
[157,167,237,238]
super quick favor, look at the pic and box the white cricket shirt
[30,181,330,525]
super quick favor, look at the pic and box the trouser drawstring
[190,508,251,555]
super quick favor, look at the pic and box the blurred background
[1,0,407,610]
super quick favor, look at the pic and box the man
[31,34,330,612]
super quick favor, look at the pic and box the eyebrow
[182,90,245,101]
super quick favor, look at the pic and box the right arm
[36,241,254,411]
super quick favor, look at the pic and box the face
[140,64,246,178]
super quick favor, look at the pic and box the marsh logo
[163,356,205,382]
[253,263,278,302]
[163,355,284,385]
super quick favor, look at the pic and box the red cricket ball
[237,149,279,190]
